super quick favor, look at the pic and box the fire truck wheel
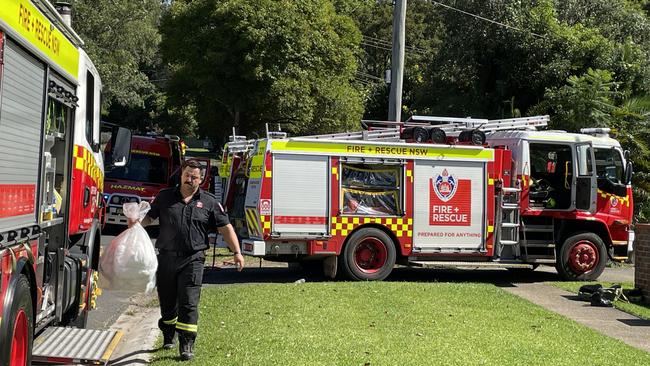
[0,274,34,366]
[556,232,607,281]
[340,228,396,281]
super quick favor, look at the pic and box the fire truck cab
[103,134,183,225]
[485,128,633,277]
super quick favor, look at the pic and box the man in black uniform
[131,160,245,361]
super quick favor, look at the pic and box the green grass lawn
[150,282,650,365]
[550,281,650,320]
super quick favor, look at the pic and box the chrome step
[501,223,519,228]
[408,260,533,269]
[32,327,122,365]
[501,203,519,210]
[501,187,521,193]
[499,240,519,246]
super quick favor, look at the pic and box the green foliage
[70,0,162,109]
[150,282,650,365]
[160,0,363,139]
[530,68,619,130]
[342,0,442,120]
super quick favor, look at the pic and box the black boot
[158,319,176,350]
[179,332,195,361]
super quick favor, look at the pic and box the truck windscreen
[105,153,169,184]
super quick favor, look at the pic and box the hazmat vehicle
[103,134,183,226]
[0,1,131,364]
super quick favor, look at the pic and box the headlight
[129,197,140,203]
[111,196,121,204]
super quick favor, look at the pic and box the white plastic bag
[100,201,157,293]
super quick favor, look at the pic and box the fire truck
[0,1,131,364]
[230,115,633,281]
[103,134,182,226]
[103,134,216,225]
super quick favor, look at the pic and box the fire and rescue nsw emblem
[433,169,457,202]
[429,169,472,227]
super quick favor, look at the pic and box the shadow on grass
[202,265,561,287]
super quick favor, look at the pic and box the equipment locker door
[0,39,45,228]
[412,160,486,253]
[272,154,329,236]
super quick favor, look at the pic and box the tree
[69,0,163,112]
[160,0,363,139]
[529,68,619,130]
[338,0,443,120]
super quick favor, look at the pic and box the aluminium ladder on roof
[292,115,550,142]
[405,115,550,135]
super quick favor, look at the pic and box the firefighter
[130,159,245,361]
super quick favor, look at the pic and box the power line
[364,35,429,54]
[362,36,428,56]
[357,71,385,82]
[430,1,544,39]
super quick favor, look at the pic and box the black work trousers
[156,251,205,340]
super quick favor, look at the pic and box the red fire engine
[103,134,216,225]
[0,1,131,364]
[103,134,183,225]
[227,116,633,281]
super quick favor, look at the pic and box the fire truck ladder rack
[32,327,122,365]
[405,115,549,135]
[227,136,256,153]
[298,115,549,143]
[494,186,521,258]
[301,128,403,142]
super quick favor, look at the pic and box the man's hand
[233,253,245,272]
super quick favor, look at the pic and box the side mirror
[625,161,633,185]
[101,122,132,168]
[624,149,630,161]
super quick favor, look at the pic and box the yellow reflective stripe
[163,317,178,325]
[73,145,105,191]
[0,0,80,78]
[270,140,494,160]
[176,322,198,332]
[249,141,267,179]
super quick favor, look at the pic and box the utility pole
[388,0,407,122]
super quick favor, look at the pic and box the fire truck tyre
[340,228,396,281]
[556,232,607,281]
[0,274,34,366]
